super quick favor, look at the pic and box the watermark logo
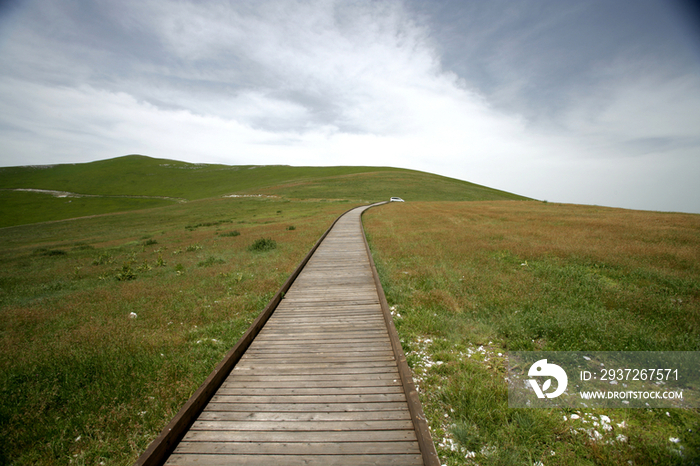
[528,359,568,399]
[509,352,698,408]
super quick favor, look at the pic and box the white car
[390,197,404,202]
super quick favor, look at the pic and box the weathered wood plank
[227,371,399,383]
[203,402,410,412]
[209,394,407,403]
[220,377,401,387]
[230,365,399,375]
[242,345,394,363]
[197,411,411,421]
[245,343,393,351]
[231,361,398,369]
[215,386,405,395]
[177,430,418,443]
[190,419,416,431]
[166,453,423,466]
[172,441,420,455]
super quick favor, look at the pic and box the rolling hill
[0,154,529,227]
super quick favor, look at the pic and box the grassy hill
[0,155,528,227]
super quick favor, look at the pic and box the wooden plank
[190,420,416,431]
[172,441,420,455]
[209,394,407,403]
[203,402,410,412]
[237,351,395,360]
[197,411,411,421]
[219,381,402,390]
[177,430,418,443]
[231,358,395,371]
[166,453,423,466]
[256,329,389,336]
[230,365,399,375]
[226,373,401,382]
[215,386,405,395]
[247,338,390,345]
[245,342,392,351]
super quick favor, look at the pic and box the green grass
[7,155,697,465]
[0,195,362,465]
[247,170,526,202]
[0,155,528,227]
[0,155,525,202]
[0,190,175,228]
[364,201,700,465]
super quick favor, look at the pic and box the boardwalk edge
[361,204,441,466]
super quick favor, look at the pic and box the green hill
[0,154,529,227]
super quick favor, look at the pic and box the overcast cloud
[1,0,699,212]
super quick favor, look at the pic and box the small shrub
[286,225,296,231]
[116,263,136,281]
[155,254,166,267]
[34,248,67,256]
[143,239,158,246]
[186,219,233,231]
[248,238,277,252]
[220,230,241,237]
[92,253,114,265]
[198,256,226,267]
[138,260,152,272]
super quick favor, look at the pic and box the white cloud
[0,0,699,212]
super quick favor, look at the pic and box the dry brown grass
[368,200,700,271]
[363,200,700,465]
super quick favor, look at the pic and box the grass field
[0,195,361,465]
[363,201,700,465]
[2,155,698,465]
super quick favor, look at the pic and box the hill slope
[0,155,530,227]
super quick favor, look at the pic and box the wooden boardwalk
[139,204,437,466]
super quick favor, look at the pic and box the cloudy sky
[1,0,699,213]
